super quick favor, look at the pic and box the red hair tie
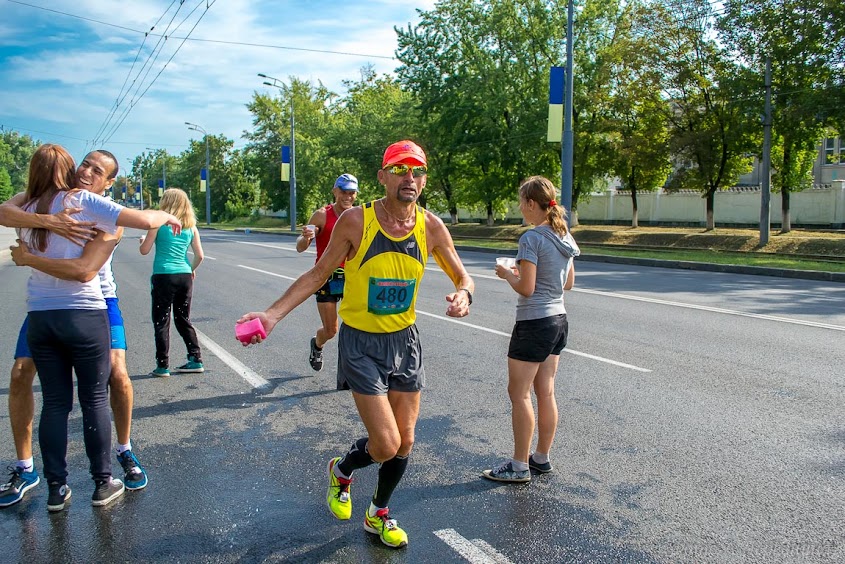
[549,199,557,207]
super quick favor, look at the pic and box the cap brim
[385,153,426,166]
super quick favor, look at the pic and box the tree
[719,0,845,232]
[0,168,13,202]
[244,78,337,225]
[0,130,40,192]
[646,0,757,230]
[396,0,567,224]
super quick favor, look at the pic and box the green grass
[581,245,845,273]
[450,238,845,273]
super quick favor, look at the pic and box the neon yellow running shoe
[364,507,408,548]
[326,457,352,520]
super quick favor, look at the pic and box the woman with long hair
[482,175,580,483]
[140,188,204,377]
[21,145,130,510]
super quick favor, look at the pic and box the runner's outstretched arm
[238,208,360,342]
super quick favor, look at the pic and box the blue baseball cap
[334,173,359,191]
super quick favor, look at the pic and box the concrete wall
[572,182,845,227]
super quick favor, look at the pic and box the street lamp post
[185,122,211,225]
[128,159,143,210]
[146,147,166,200]
[258,72,297,232]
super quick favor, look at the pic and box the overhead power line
[8,0,395,60]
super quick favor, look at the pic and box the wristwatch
[459,288,473,305]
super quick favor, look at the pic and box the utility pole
[760,56,772,245]
[259,73,297,232]
[561,0,575,218]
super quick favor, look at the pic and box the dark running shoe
[47,482,72,512]
[175,355,204,373]
[91,477,124,507]
[117,450,148,490]
[528,454,554,474]
[0,465,40,507]
[309,337,323,372]
[481,461,530,483]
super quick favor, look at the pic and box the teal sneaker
[175,356,204,374]
[0,465,40,507]
[150,367,170,377]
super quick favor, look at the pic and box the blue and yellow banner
[281,146,290,181]
[547,66,565,142]
[200,168,207,193]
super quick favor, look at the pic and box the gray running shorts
[337,323,425,395]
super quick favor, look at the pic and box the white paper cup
[496,257,516,268]
[305,224,316,236]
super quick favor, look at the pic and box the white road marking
[195,328,271,390]
[434,529,514,564]
[472,539,516,564]
[187,251,215,260]
[235,240,308,254]
[438,266,845,333]
[575,288,845,332]
[415,311,650,372]
[237,264,298,282]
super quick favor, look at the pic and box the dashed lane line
[574,288,845,332]
[434,529,514,564]
[195,328,270,390]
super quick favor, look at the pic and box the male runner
[239,140,474,548]
[295,173,358,371]
[0,150,157,507]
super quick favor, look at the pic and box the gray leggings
[28,309,112,483]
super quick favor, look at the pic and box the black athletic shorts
[315,268,345,303]
[507,314,568,362]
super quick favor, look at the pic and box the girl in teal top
[140,189,205,376]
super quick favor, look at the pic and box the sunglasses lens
[385,164,428,177]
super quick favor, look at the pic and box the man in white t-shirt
[0,150,176,507]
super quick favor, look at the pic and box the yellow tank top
[338,200,427,333]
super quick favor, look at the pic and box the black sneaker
[174,355,204,373]
[47,482,72,512]
[529,454,554,474]
[91,477,124,507]
[309,337,323,371]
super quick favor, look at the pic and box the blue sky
[0,0,435,170]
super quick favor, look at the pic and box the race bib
[367,277,415,315]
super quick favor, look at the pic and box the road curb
[205,228,845,283]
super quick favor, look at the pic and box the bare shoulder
[309,206,329,226]
[424,209,452,244]
[332,206,364,239]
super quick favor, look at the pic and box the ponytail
[518,175,569,236]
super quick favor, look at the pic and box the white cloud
[0,0,437,161]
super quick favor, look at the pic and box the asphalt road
[0,227,843,563]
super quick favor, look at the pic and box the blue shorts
[15,297,126,359]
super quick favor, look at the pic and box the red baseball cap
[382,140,427,167]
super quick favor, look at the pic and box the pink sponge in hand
[236,318,267,343]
